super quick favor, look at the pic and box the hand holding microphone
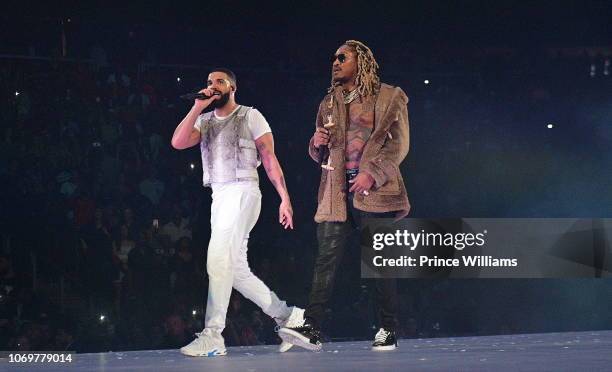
[313,127,330,149]
[186,88,221,111]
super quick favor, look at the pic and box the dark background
[1,0,611,352]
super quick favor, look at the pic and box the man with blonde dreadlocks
[279,40,411,351]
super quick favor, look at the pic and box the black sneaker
[278,322,322,351]
[372,328,397,351]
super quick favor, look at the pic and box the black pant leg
[375,278,398,331]
[305,221,350,328]
[351,202,399,332]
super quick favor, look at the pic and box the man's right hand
[193,88,220,111]
[313,127,330,148]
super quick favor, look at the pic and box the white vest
[198,106,260,187]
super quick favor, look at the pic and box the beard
[332,73,350,85]
[208,91,230,109]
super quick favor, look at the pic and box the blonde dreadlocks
[329,40,380,97]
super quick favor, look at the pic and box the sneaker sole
[180,348,227,357]
[278,329,322,351]
[371,344,397,351]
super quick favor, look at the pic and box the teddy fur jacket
[308,83,411,223]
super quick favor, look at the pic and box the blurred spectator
[120,207,138,241]
[127,226,156,295]
[89,44,109,72]
[138,165,165,207]
[170,237,199,298]
[81,209,117,315]
[161,313,189,348]
[160,204,192,244]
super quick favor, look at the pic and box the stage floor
[6,330,612,371]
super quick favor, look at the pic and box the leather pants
[305,190,398,331]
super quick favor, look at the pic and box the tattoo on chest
[360,100,375,113]
[345,101,374,163]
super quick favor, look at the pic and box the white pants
[205,181,291,332]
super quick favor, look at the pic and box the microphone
[179,92,220,100]
[318,144,328,164]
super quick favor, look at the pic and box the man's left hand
[279,200,294,229]
[348,172,375,195]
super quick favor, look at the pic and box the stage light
[15,91,20,96]
[177,77,181,82]
[189,163,195,170]
[192,310,197,316]
[100,315,106,322]
[424,80,430,85]
[547,124,554,129]
[67,18,71,23]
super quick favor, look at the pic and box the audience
[0,39,610,353]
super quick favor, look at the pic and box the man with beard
[278,41,411,351]
[171,68,304,357]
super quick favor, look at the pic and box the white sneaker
[276,307,304,352]
[278,340,293,353]
[180,328,227,357]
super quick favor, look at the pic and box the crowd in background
[1,31,611,352]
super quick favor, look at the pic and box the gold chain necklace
[343,88,359,104]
